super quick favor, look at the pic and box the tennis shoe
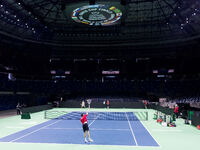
[85,139,88,143]
[89,138,93,142]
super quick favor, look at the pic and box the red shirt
[144,100,147,105]
[174,106,179,113]
[80,114,88,124]
[107,100,110,105]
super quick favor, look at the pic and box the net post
[146,111,148,121]
[44,110,46,119]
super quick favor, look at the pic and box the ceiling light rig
[71,4,122,26]
[1,0,200,45]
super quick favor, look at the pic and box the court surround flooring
[0,108,200,150]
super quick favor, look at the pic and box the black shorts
[82,123,89,132]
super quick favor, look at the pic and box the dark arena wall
[59,100,145,108]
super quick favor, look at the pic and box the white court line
[88,114,100,127]
[91,128,129,131]
[0,141,160,147]
[125,112,138,146]
[43,127,130,131]
[10,120,61,142]
[134,112,161,147]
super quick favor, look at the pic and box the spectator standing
[106,100,110,109]
[144,100,148,109]
[81,100,86,108]
[103,100,106,108]
[16,102,21,115]
[174,104,179,118]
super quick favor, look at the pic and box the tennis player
[80,111,93,143]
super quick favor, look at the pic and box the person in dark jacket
[16,102,21,115]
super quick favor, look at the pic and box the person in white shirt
[81,100,85,108]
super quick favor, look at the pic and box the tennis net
[44,111,148,121]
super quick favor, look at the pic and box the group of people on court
[80,99,92,108]
[81,99,110,108]
[103,100,110,108]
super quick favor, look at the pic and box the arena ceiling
[0,0,200,47]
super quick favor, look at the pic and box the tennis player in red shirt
[80,112,93,143]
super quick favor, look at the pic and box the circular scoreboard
[71,4,122,26]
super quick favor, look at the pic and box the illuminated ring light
[72,4,122,26]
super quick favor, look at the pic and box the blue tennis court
[0,111,159,147]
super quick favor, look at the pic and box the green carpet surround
[0,108,200,150]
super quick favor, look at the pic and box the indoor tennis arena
[0,0,200,150]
